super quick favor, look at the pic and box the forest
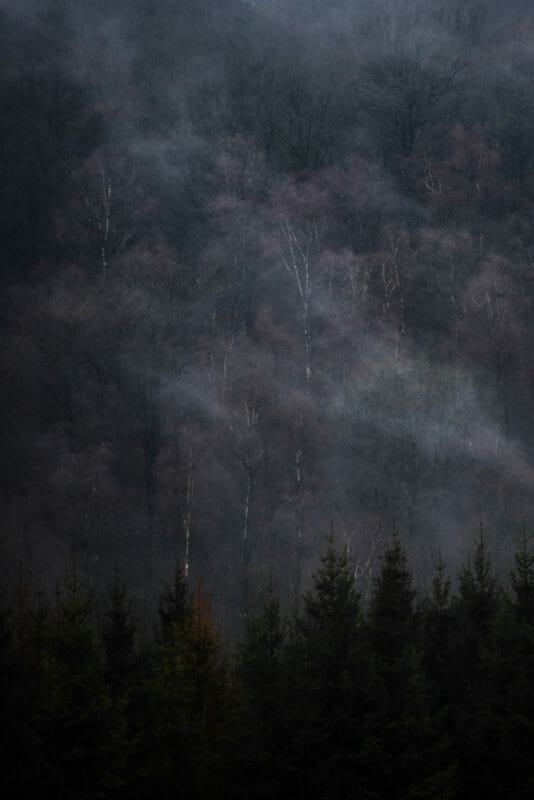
[2,0,534,629]
[2,532,534,799]
[2,0,534,795]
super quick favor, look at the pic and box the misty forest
[2,0,534,796]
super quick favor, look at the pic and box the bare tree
[67,147,154,274]
[275,216,321,385]
[359,41,466,161]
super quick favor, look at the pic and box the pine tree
[468,535,534,800]
[181,586,233,798]
[141,575,231,800]
[420,551,455,705]
[450,527,499,703]
[475,593,534,800]
[450,529,501,800]
[0,592,18,799]
[39,562,126,799]
[157,559,193,640]
[283,534,367,799]
[2,569,50,798]
[238,579,285,714]
[363,533,455,800]
[101,565,139,698]
[368,532,415,660]
[234,579,287,800]
[510,531,534,621]
[458,527,499,636]
[100,566,143,799]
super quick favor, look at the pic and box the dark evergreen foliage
[101,565,139,697]
[157,560,194,640]
[38,563,127,799]
[364,534,456,799]
[1,536,534,798]
[510,533,534,621]
[282,536,367,799]
[234,580,287,799]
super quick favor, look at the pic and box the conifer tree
[100,566,143,799]
[0,593,18,799]
[450,527,499,695]
[2,570,50,797]
[420,550,454,704]
[238,579,285,710]
[234,580,286,799]
[458,527,499,635]
[141,571,231,800]
[475,594,534,800]
[469,534,534,800]
[283,534,367,799]
[368,532,415,659]
[101,565,139,698]
[363,533,455,800]
[39,562,126,799]
[157,559,194,640]
[450,529,501,799]
[510,531,534,621]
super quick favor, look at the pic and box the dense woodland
[3,3,534,794]
[2,533,534,798]
[2,0,534,622]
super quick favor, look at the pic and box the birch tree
[68,148,154,275]
[223,387,275,615]
[276,216,319,385]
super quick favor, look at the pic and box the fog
[1,0,533,628]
